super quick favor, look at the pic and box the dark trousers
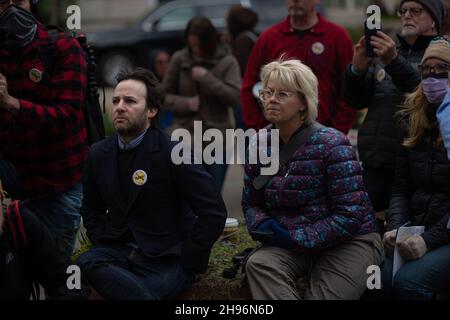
[77,244,192,300]
[380,244,450,299]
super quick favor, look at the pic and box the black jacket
[342,35,435,169]
[81,126,227,273]
[0,204,84,300]
[387,124,450,250]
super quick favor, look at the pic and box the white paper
[392,225,425,284]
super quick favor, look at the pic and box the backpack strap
[252,121,325,191]
[242,30,258,43]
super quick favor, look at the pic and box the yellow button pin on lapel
[132,170,148,186]
[29,68,43,83]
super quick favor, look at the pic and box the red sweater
[241,15,356,133]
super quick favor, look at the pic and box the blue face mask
[422,77,449,104]
[0,5,37,49]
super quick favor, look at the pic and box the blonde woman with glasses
[242,59,382,300]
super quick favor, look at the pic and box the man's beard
[401,25,418,37]
[114,119,149,140]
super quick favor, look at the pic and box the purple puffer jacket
[242,125,377,252]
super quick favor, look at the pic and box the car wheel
[98,50,136,87]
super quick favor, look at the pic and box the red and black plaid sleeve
[0,25,88,197]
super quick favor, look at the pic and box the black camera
[222,247,255,279]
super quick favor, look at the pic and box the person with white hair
[242,59,382,300]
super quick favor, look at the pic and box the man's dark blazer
[80,126,227,273]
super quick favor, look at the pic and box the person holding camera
[242,59,381,300]
[0,0,88,259]
[341,0,445,230]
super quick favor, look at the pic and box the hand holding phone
[365,19,380,58]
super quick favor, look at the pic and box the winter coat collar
[397,34,437,51]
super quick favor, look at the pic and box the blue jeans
[0,160,82,256]
[77,245,192,300]
[381,244,450,299]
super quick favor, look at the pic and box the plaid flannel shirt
[0,23,88,198]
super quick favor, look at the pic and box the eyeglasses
[259,89,296,102]
[397,7,424,17]
[418,63,450,78]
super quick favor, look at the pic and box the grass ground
[72,219,259,300]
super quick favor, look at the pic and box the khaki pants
[245,232,383,300]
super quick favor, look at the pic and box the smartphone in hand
[364,19,381,58]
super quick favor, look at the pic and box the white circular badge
[376,69,386,82]
[132,170,148,186]
[312,42,325,55]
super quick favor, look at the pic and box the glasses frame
[259,89,297,102]
[418,63,450,78]
[397,7,424,18]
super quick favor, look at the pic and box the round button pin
[312,42,325,55]
[376,69,386,82]
[132,170,148,186]
[29,68,43,83]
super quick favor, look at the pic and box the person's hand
[352,36,374,74]
[187,95,200,112]
[383,229,397,257]
[397,235,428,260]
[0,73,19,115]
[255,218,295,249]
[191,66,207,80]
[370,31,398,66]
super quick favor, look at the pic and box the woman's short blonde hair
[260,59,319,123]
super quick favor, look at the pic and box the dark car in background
[87,0,287,86]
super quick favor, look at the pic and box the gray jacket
[163,45,241,134]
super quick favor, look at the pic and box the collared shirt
[0,22,88,198]
[118,129,148,150]
[241,14,356,133]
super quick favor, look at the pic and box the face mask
[0,5,37,49]
[422,77,449,104]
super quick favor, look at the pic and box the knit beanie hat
[421,36,450,63]
[400,0,445,32]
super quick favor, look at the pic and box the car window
[155,7,197,31]
[199,5,231,29]
[249,0,286,23]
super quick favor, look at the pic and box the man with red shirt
[0,0,87,258]
[241,0,355,133]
